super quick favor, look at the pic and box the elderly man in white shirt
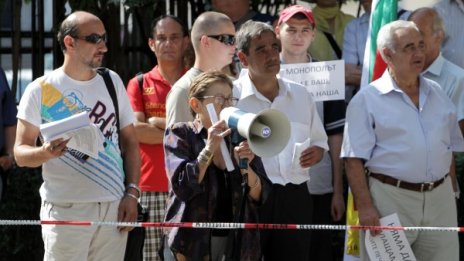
[234,20,328,260]
[409,7,464,136]
[342,20,464,261]
[435,0,464,69]
[409,8,464,203]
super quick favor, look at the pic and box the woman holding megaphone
[163,71,271,261]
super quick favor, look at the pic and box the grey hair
[377,20,420,61]
[236,20,275,55]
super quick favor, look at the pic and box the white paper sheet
[40,112,104,159]
[205,104,235,171]
[365,213,416,261]
[291,138,311,172]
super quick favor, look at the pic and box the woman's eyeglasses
[206,34,236,46]
[72,33,107,44]
[199,95,239,106]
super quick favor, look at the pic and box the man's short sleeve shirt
[341,71,464,183]
[127,66,182,192]
[17,68,135,202]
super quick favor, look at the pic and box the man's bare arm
[14,119,68,167]
[345,64,362,86]
[328,133,345,221]
[345,157,381,235]
[450,154,457,193]
[0,125,17,170]
[117,123,141,231]
[133,112,165,144]
[4,125,16,156]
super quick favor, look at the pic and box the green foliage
[0,167,43,260]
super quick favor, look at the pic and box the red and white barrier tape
[0,220,463,232]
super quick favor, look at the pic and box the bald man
[211,0,275,29]
[166,11,236,127]
[14,11,140,260]
[409,8,464,137]
[409,7,464,201]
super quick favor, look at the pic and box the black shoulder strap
[397,9,407,19]
[323,31,342,59]
[96,67,121,149]
[136,72,144,93]
[135,72,146,112]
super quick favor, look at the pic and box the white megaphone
[220,107,291,158]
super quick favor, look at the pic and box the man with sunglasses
[166,11,236,127]
[14,11,140,260]
[126,15,189,261]
[234,20,328,260]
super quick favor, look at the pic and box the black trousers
[309,193,333,261]
[259,182,313,261]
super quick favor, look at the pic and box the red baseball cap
[277,5,316,28]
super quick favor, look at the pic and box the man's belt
[369,172,448,192]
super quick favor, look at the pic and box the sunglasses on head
[207,34,235,46]
[72,33,107,44]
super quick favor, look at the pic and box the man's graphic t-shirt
[17,68,135,203]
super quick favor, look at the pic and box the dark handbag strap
[322,31,342,59]
[96,67,120,149]
[98,68,147,261]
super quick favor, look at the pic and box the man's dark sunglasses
[73,33,107,44]
[207,34,235,46]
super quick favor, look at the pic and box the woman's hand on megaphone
[233,141,255,166]
[299,146,324,168]
[206,120,231,154]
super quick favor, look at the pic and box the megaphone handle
[239,158,248,170]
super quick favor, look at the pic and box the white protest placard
[365,213,416,261]
[279,60,345,102]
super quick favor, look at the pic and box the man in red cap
[276,5,346,261]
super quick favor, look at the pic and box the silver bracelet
[124,192,138,200]
[126,183,141,197]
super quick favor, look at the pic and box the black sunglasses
[207,34,235,46]
[72,33,107,44]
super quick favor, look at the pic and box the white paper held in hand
[365,213,416,261]
[205,103,235,171]
[292,138,311,172]
[40,111,105,159]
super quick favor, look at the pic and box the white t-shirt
[234,74,328,185]
[17,68,135,203]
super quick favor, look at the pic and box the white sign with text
[279,60,345,102]
[365,213,416,261]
